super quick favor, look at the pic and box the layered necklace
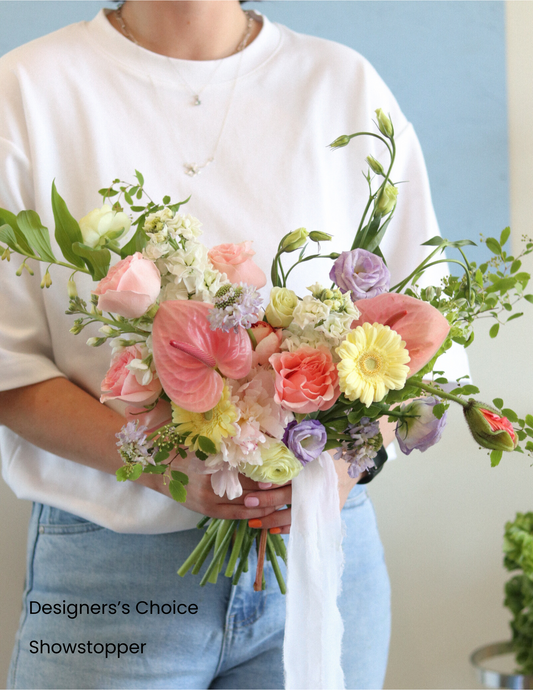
[115,4,254,177]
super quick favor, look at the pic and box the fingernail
[249,519,262,529]
[258,482,272,489]
[269,527,281,535]
[244,496,260,508]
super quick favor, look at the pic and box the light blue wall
[0,1,508,265]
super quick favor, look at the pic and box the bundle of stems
[177,517,288,593]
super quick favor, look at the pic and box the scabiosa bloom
[116,421,155,466]
[282,419,328,465]
[208,283,262,333]
[335,417,383,478]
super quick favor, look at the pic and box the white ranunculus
[79,204,131,248]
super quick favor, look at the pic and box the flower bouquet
[1,110,532,599]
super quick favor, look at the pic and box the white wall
[1,2,533,688]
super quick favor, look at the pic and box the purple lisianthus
[395,396,448,455]
[329,248,390,301]
[282,419,328,465]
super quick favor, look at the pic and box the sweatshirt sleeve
[0,135,67,391]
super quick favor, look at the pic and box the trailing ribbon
[283,451,345,690]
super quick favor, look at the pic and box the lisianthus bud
[280,228,309,253]
[86,337,107,347]
[309,231,332,242]
[329,135,351,149]
[463,401,518,452]
[375,109,394,138]
[366,155,385,176]
[375,183,398,216]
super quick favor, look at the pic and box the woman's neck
[107,1,261,60]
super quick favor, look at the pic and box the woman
[1,2,446,687]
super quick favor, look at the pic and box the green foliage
[51,182,85,269]
[198,436,217,455]
[169,479,187,503]
[17,210,56,262]
[503,513,533,674]
[72,242,111,281]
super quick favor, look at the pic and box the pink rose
[269,345,340,413]
[100,345,162,405]
[208,241,266,288]
[250,320,282,367]
[93,252,161,319]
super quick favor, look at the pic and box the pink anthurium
[352,293,450,376]
[152,301,252,413]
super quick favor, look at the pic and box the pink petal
[352,293,450,376]
[152,301,252,412]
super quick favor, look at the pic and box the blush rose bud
[280,228,309,253]
[366,155,385,176]
[463,401,518,452]
[375,109,394,138]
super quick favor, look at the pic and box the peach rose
[208,241,266,288]
[93,252,161,319]
[100,345,162,405]
[250,320,283,367]
[269,345,340,413]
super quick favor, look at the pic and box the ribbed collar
[84,8,282,87]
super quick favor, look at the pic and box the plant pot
[471,641,533,689]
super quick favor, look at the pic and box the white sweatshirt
[0,10,467,533]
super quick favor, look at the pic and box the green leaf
[475,269,484,287]
[195,450,208,461]
[0,223,23,254]
[142,465,167,474]
[490,450,503,467]
[421,236,448,247]
[116,467,129,482]
[448,239,477,248]
[198,436,217,455]
[493,398,504,409]
[489,323,500,338]
[153,448,170,463]
[51,181,85,268]
[163,196,171,205]
[120,226,148,258]
[500,227,511,247]
[17,210,56,262]
[525,414,533,429]
[98,188,119,198]
[433,403,446,419]
[450,384,480,396]
[507,312,524,323]
[486,277,517,294]
[129,463,143,481]
[168,479,187,503]
[171,470,189,485]
[0,209,34,255]
[511,260,522,274]
[486,237,502,255]
[524,295,533,304]
[502,408,519,423]
[72,242,111,281]
[135,170,145,186]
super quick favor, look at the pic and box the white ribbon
[283,451,345,690]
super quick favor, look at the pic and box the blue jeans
[8,486,390,689]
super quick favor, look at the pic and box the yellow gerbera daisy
[336,322,410,407]
[171,385,239,452]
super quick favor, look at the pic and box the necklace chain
[113,4,253,178]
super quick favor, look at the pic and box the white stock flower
[292,295,330,329]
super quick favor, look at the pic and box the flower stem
[225,519,248,578]
[266,534,286,594]
[254,529,268,592]
[177,518,219,577]
[413,381,469,408]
